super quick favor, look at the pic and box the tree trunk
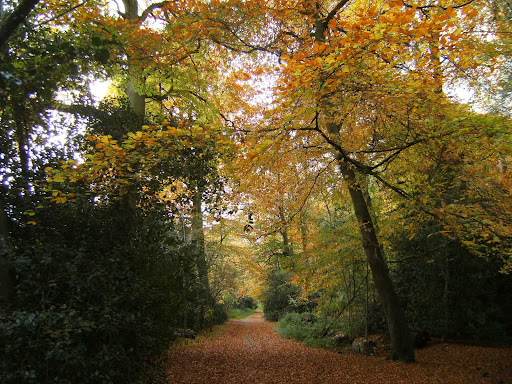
[278,205,293,257]
[0,0,40,52]
[120,1,144,252]
[0,193,14,304]
[338,159,415,362]
[14,103,30,191]
[122,0,145,118]
[365,261,369,339]
[442,253,450,342]
[314,11,414,359]
[192,188,211,328]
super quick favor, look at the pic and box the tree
[0,0,40,51]
[0,0,112,304]
[0,0,239,381]
[231,0,511,361]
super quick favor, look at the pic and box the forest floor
[163,312,512,384]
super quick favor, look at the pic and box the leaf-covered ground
[164,312,512,383]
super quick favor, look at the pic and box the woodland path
[164,312,512,384]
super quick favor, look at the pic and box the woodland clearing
[164,312,512,384]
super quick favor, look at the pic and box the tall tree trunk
[298,207,308,254]
[14,103,30,192]
[0,0,40,52]
[122,0,145,118]
[313,11,414,359]
[365,261,369,339]
[1,100,30,305]
[0,192,14,304]
[278,205,293,257]
[192,188,211,328]
[120,0,144,251]
[313,9,414,360]
[442,253,450,342]
[181,256,189,331]
[338,159,415,362]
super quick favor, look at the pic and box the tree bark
[14,103,30,190]
[0,0,40,52]
[338,158,415,362]
[442,253,450,342]
[311,2,414,360]
[0,193,14,304]
[122,0,145,118]
[278,205,293,257]
[299,210,308,252]
[192,188,211,328]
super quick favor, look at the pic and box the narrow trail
[164,312,512,384]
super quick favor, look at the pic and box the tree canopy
[1,0,511,381]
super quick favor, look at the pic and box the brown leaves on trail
[164,312,512,384]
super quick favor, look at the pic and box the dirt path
[164,312,512,384]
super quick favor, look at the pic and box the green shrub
[234,296,258,310]
[212,303,229,324]
[1,200,180,383]
[276,312,319,340]
[276,312,337,349]
[262,269,306,321]
[392,224,512,341]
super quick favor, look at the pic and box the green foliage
[275,312,336,349]
[1,193,182,383]
[212,303,229,324]
[276,312,320,340]
[392,224,512,341]
[225,296,258,318]
[262,269,308,322]
[234,296,258,310]
[88,97,145,140]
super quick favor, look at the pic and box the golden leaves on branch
[45,122,232,205]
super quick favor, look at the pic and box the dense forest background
[1,0,511,382]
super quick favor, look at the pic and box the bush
[276,312,336,349]
[234,296,258,310]
[392,224,512,341]
[276,312,319,340]
[262,269,306,321]
[1,200,181,383]
[212,303,229,324]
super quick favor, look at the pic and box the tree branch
[50,102,110,121]
[401,0,476,10]
[29,0,88,30]
[325,0,351,24]
[369,138,427,171]
[139,1,171,23]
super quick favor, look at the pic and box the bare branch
[369,138,427,171]
[401,0,476,10]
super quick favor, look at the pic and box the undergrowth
[275,312,337,349]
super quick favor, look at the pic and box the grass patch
[228,308,256,319]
